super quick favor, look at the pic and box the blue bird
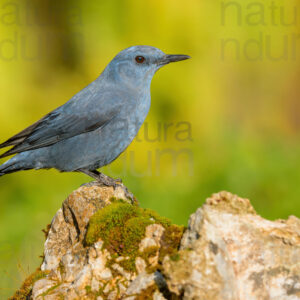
[0,46,190,186]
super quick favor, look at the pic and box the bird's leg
[78,169,122,187]
[77,169,100,180]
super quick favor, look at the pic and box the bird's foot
[96,172,121,188]
[95,174,135,202]
[78,169,135,203]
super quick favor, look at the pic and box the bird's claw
[96,174,121,188]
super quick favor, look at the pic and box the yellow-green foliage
[85,201,173,271]
[9,268,49,300]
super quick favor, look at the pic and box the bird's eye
[135,56,145,64]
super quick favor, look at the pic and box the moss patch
[85,201,173,272]
[158,224,185,265]
[140,246,160,261]
[9,268,49,300]
[85,285,92,294]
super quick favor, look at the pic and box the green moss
[40,283,61,297]
[158,224,185,266]
[110,196,139,206]
[96,282,109,298]
[85,285,92,294]
[140,246,159,261]
[86,202,136,247]
[9,268,50,300]
[170,253,181,261]
[121,217,154,271]
[85,201,172,272]
[105,253,120,277]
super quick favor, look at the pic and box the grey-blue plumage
[0,46,190,184]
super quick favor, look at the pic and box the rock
[123,272,166,300]
[42,182,136,271]
[11,182,182,300]
[11,188,300,300]
[163,191,300,300]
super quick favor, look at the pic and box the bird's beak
[158,54,191,66]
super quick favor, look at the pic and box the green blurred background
[1,0,300,297]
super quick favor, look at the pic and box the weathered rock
[42,182,136,271]
[163,191,300,300]
[11,187,300,300]
[15,182,181,300]
[123,271,167,300]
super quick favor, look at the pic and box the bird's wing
[0,92,122,158]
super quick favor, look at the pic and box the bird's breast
[128,93,151,139]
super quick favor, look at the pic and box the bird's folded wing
[0,102,120,158]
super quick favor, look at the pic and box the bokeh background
[1,0,300,296]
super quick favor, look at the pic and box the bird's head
[103,45,190,89]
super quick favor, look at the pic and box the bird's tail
[0,161,18,177]
[0,155,31,177]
